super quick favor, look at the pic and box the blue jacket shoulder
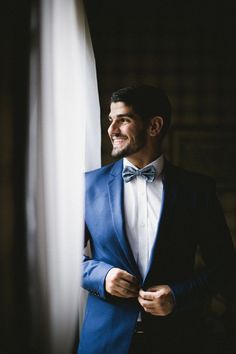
[85,160,122,193]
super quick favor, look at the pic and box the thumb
[147,286,167,297]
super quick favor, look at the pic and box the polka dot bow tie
[122,165,156,183]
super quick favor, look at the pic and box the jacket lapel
[107,160,140,276]
[143,160,178,283]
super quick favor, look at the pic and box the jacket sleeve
[81,225,114,299]
[169,180,236,313]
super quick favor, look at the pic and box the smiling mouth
[112,136,128,146]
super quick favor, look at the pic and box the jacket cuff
[83,262,114,299]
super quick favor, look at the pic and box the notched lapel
[107,161,139,275]
[144,161,179,283]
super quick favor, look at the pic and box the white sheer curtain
[26,0,100,353]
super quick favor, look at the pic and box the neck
[125,147,162,169]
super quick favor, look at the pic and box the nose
[108,120,120,136]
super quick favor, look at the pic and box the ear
[149,116,164,137]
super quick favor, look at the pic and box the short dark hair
[111,85,171,137]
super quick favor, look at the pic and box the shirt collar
[123,154,164,176]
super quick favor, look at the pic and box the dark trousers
[128,333,205,354]
[128,320,206,354]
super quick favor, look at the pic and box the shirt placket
[137,177,148,279]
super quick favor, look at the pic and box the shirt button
[140,223,145,227]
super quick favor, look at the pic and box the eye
[120,118,131,123]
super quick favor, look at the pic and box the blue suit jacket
[78,159,236,354]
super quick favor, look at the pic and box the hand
[138,285,175,316]
[105,268,140,298]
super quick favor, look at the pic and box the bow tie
[122,165,156,183]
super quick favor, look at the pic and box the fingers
[119,278,139,292]
[138,292,160,311]
[105,268,140,298]
[139,288,164,300]
[138,285,175,316]
[119,269,139,285]
[112,280,139,298]
[111,286,138,298]
[138,295,172,315]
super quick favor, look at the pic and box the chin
[111,146,128,158]
[111,150,125,158]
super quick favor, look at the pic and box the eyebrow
[108,113,136,120]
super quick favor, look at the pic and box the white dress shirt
[123,155,164,280]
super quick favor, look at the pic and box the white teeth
[113,139,125,145]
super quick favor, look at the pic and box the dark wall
[0,1,31,353]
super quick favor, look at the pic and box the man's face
[108,102,148,158]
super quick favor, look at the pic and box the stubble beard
[111,131,147,158]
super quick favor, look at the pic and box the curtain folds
[26,1,100,353]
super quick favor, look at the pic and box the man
[78,85,236,354]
